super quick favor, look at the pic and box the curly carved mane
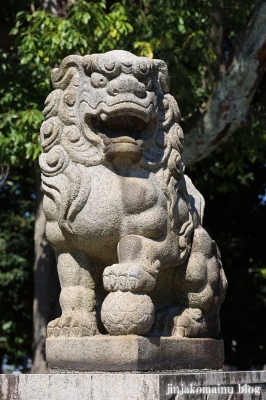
[40,51,189,234]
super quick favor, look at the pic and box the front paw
[47,312,98,338]
[103,263,156,292]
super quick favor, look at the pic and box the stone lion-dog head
[40,50,185,233]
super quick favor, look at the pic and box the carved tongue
[111,136,136,144]
[98,133,135,144]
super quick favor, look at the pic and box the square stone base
[46,335,224,372]
[2,371,266,400]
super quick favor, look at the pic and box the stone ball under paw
[101,290,154,335]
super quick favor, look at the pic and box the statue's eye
[98,57,121,76]
[133,59,151,79]
[91,72,108,88]
[104,60,115,72]
[139,61,148,74]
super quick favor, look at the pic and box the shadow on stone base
[46,335,224,372]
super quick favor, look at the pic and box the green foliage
[1,0,257,166]
[12,2,133,66]
[0,49,46,166]
[188,123,266,194]
[0,167,35,363]
[1,1,134,166]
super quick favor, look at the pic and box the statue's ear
[51,55,84,90]
[184,174,205,226]
[153,59,170,94]
[83,54,105,76]
[83,54,94,75]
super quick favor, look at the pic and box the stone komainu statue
[40,50,227,339]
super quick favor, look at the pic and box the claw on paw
[47,313,98,338]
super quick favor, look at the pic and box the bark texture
[42,0,73,17]
[0,165,9,188]
[31,170,60,374]
[31,0,64,374]
[183,0,266,165]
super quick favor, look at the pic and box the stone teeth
[98,132,111,144]
[100,113,108,121]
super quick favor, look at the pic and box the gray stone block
[1,371,266,400]
[46,335,224,372]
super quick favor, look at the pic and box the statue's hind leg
[171,226,227,338]
[149,227,227,338]
[47,251,99,337]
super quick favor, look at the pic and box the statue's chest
[87,166,161,216]
[70,167,167,262]
[75,167,166,241]
[120,176,158,214]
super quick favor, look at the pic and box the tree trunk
[31,0,65,374]
[31,168,61,374]
[183,0,266,165]
[42,0,73,17]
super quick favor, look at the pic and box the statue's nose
[107,75,146,98]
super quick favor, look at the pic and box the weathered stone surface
[40,50,227,370]
[0,373,158,400]
[160,371,266,400]
[1,371,266,400]
[47,336,224,371]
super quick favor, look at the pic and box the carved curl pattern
[40,55,95,230]
[39,145,69,177]
[40,117,61,151]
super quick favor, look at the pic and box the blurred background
[0,0,266,374]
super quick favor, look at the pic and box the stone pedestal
[46,335,224,372]
[1,371,266,400]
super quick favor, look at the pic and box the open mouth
[89,112,149,163]
[85,100,153,143]
[83,102,154,163]
[91,114,147,145]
